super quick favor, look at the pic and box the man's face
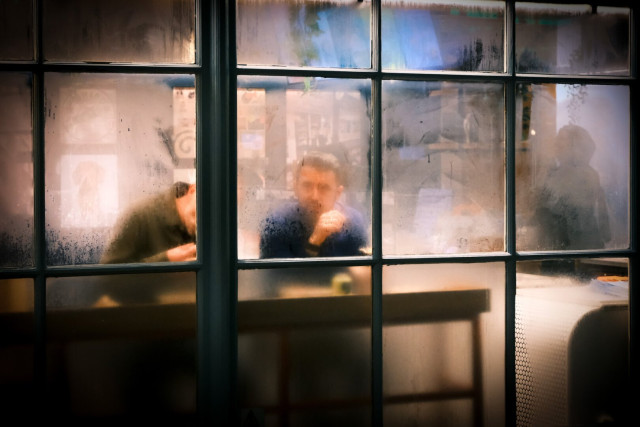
[294,165,343,219]
[179,184,197,236]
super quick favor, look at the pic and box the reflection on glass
[383,263,505,427]
[43,0,196,64]
[516,3,630,75]
[238,267,371,426]
[0,279,34,419]
[382,0,505,72]
[0,73,33,268]
[515,84,629,251]
[237,0,371,68]
[46,272,196,421]
[516,258,629,426]
[0,0,34,61]
[44,73,196,265]
[237,76,371,259]
[382,80,504,255]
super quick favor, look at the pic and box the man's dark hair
[174,181,191,198]
[295,151,345,185]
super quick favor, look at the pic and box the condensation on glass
[237,0,371,68]
[0,0,34,61]
[515,3,630,75]
[0,278,34,419]
[44,73,196,265]
[515,258,629,427]
[237,76,372,259]
[515,84,629,251]
[383,263,505,427]
[46,272,196,420]
[43,0,196,64]
[382,80,504,255]
[382,0,505,72]
[238,266,371,426]
[0,73,34,268]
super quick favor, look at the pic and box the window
[0,1,635,426]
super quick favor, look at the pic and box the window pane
[0,0,34,61]
[0,72,33,268]
[0,279,34,420]
[238,266,371,426]
[383,263,505,427]
[46,272,196,421]
[382,80,504,255]
[516,3,630,75]
[516,84,629,251]
[44,73,197,265]
[382,0,505,72]
[516,258,629,426]
[237,76,371,259]
[237,0,371,68]
[43,0,196,64]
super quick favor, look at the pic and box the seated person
[260,151,367,258]
[100,181,197,264]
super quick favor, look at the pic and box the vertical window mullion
[371,1,383,426]
[629,6,639,417]
[505,77,518,427]
[197,0,234,425]
[33,69,46,413]
[33,0,46,411]
[371,79,383,427]
[505,2,518,426]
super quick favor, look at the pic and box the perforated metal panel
[515,281,628,427]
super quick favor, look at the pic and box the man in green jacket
[100,182,197,263]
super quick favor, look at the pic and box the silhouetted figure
[534,125,611,251]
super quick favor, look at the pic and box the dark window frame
[0,1,636,426]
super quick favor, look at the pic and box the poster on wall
[237,88,266,159]
[60,154,118,228]
[173,87,196,160]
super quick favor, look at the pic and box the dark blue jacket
[259,202,368,258]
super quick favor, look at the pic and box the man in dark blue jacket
[260,151,367,258]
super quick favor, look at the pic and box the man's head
[294,151,344,220]
[555,124,595,166]
[176,183,197,236]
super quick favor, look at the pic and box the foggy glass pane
[383,263,505,427]
[0,73,33,268]
[44,73,196,265]
[237,76,371,259]
[382,0,504,72]
[0,279,34,420]
[46,272,196,421]
[237,0,371,68]
[0,0,34,61]
[515,84,629,251]
[516,258,629,426]
[382,80,504,255]
[238,267,371,426]
[43,0,196,64]
[516,3,630,75]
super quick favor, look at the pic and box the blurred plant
[454,38,501,71]
[289,3,331,66]
[516,48,549,73]
[566,84,588,125]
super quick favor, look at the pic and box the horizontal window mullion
[24,63,202,75]
[38,261,202,278]
[514,74,635,85]
[237,257,375,270]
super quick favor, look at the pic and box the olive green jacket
[100,184,193,264]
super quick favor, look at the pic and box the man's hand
[167,242,197,262]
[308,210,346,247]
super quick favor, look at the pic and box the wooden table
[1,288,490,426]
